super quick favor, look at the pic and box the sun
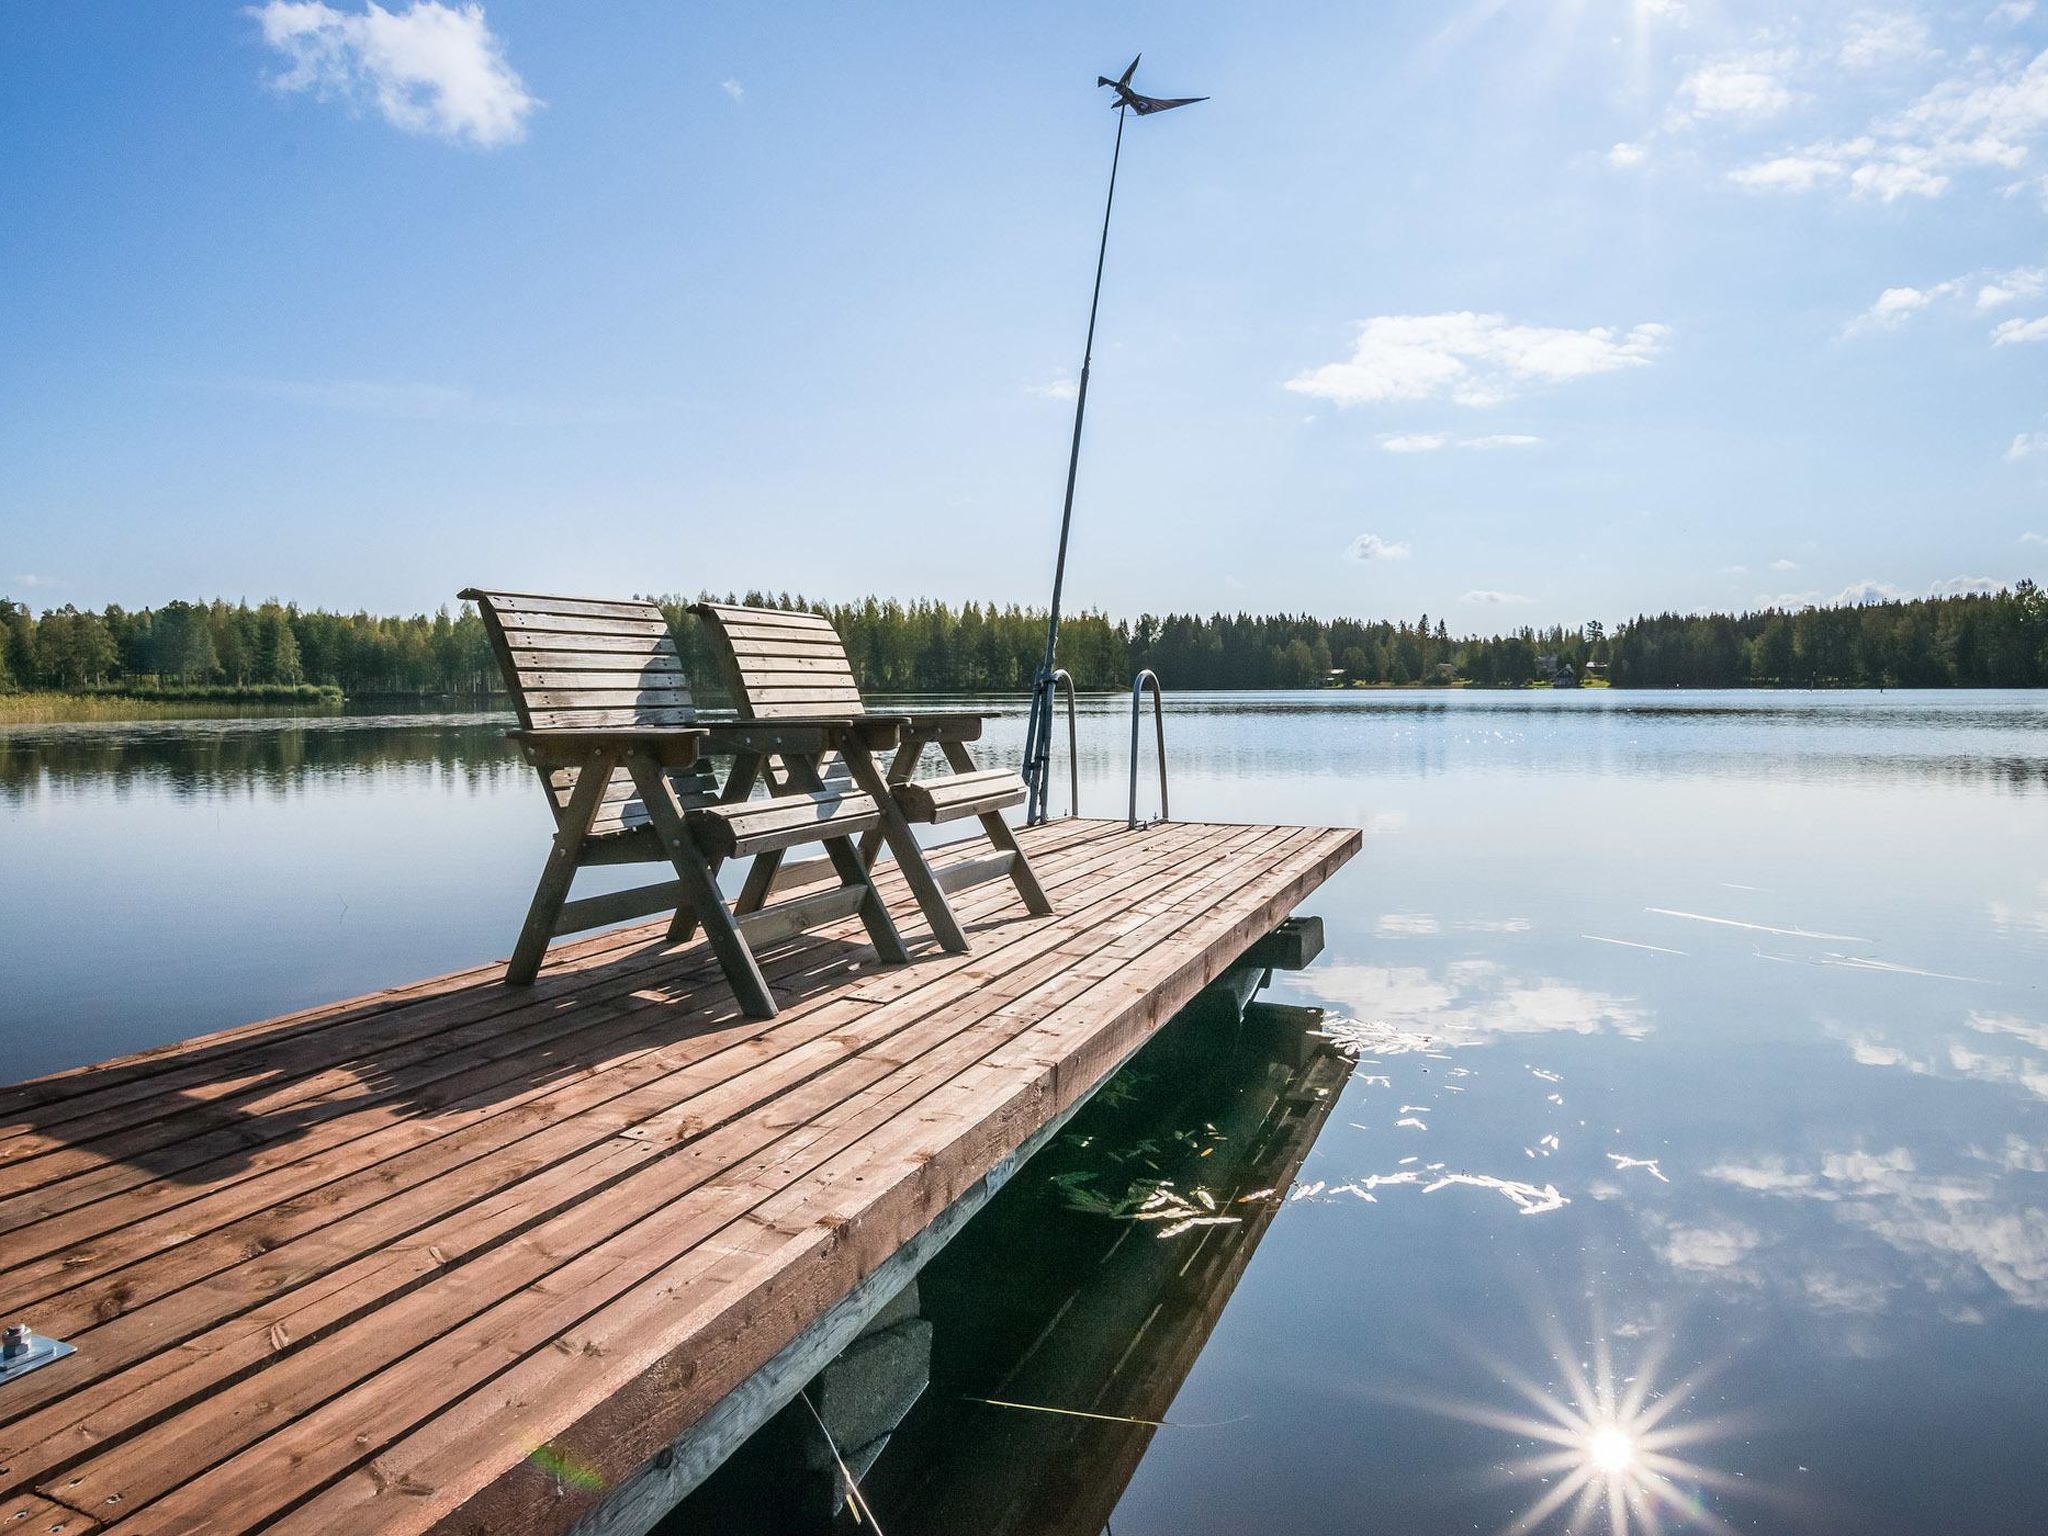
[1586,1424,1636,1475]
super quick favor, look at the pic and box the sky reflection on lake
[2,689,2044,1532]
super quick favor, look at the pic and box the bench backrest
[462,588,706,837]
[690,603,866,720]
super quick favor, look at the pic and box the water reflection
[1397,1314,1757,1536]
[673,1000,1357,1536]
[0,712,521,804]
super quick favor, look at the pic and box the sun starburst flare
[1392,1316,1780,1536]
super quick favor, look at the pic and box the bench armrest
[510,727,706,769]
[896,711,987,742]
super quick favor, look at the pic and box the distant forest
[2,581,2043,696]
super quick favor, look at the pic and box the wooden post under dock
[0,816,1359,1536]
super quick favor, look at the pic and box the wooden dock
[0,817,1358,1536]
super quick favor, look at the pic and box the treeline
[2,581,2042,696]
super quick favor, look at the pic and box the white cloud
[251,1,538,148]
[1976,267,2047,308]
[1302,959,1649,1046]
[1991,1,2036,22]
[1026,373,1078,401]
[2022,530,2048,542]
[1661,1221,1763,1272]
[12,574,61,590]
[1462,588,1535,605]
[1992,314,2048,344]
[1727,151,1848,192]
[1848,267,2048,337]
[1770,557,1799,571]
[1670,51,1799,125]
[720,78,744,102]
[1847,284,1939,332]
[1287,313,1667,409]
[1346,533,1412,562]
[1839,13,1935,71]
[1930,575,2007,595]
[2011,433,2048,460]
[1607,140,1649,169]
[1724,39,2048,204]
[1376,431,1542,452]
[1376,913,1443,937]
[1832,578,1910,605]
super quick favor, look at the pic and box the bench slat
[521,687,695,711]
[687,791,881,859]
[468,592,668,622]
[492,611,671,639]
[893,769,1026,824]
[528,706,700,730]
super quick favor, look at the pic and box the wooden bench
[461,588,910,1016]
[690,603,1051,948]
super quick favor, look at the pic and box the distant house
[1536,654,1580,688]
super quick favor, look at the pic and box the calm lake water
[3,691,2045,1534]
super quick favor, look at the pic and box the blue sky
[2,0,2044,629]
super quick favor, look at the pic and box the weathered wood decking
[0,817,1358,1536]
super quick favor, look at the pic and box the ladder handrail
[1050,668,1079,818]
[1128,669,1168,828]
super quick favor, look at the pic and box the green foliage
[1608,581,2048,687]
[0,583,2040,698]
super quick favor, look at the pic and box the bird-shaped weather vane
[1022,56,1206,825]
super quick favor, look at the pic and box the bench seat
[688,788,883,859]
[892,767,1026,825]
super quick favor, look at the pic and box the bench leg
[837,736,969,954]
[669,751,762,946]
[856,733,926,873]
[629,750,778,1018]
[940,738,1052,916]
[780,750,914,965]
[507,746,616,986]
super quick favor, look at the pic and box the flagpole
[1024,102,1127,825]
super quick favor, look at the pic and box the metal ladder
[1127,669,1168,829]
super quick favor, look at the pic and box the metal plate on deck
[0,1327,75,1386]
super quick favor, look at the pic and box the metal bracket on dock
[0,1323,74,1387]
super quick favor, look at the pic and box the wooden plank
[520,687,695,712]
[694,607,837,635]
[734,886,867,949]
[516,664,687,688]
[472,594,668,623]
[527,707,699,730]
[723,636,855,661]
[894,768,1026,823]
[686,793,881,860]
[932,851,1017,894]
[0,1492,98,1534]
[556,879,688,934]
[504,633,681,660]
[493,611,671,639]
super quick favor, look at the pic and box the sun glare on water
[1586,1424,1636,1475]
[1397,1316,1772,1535]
